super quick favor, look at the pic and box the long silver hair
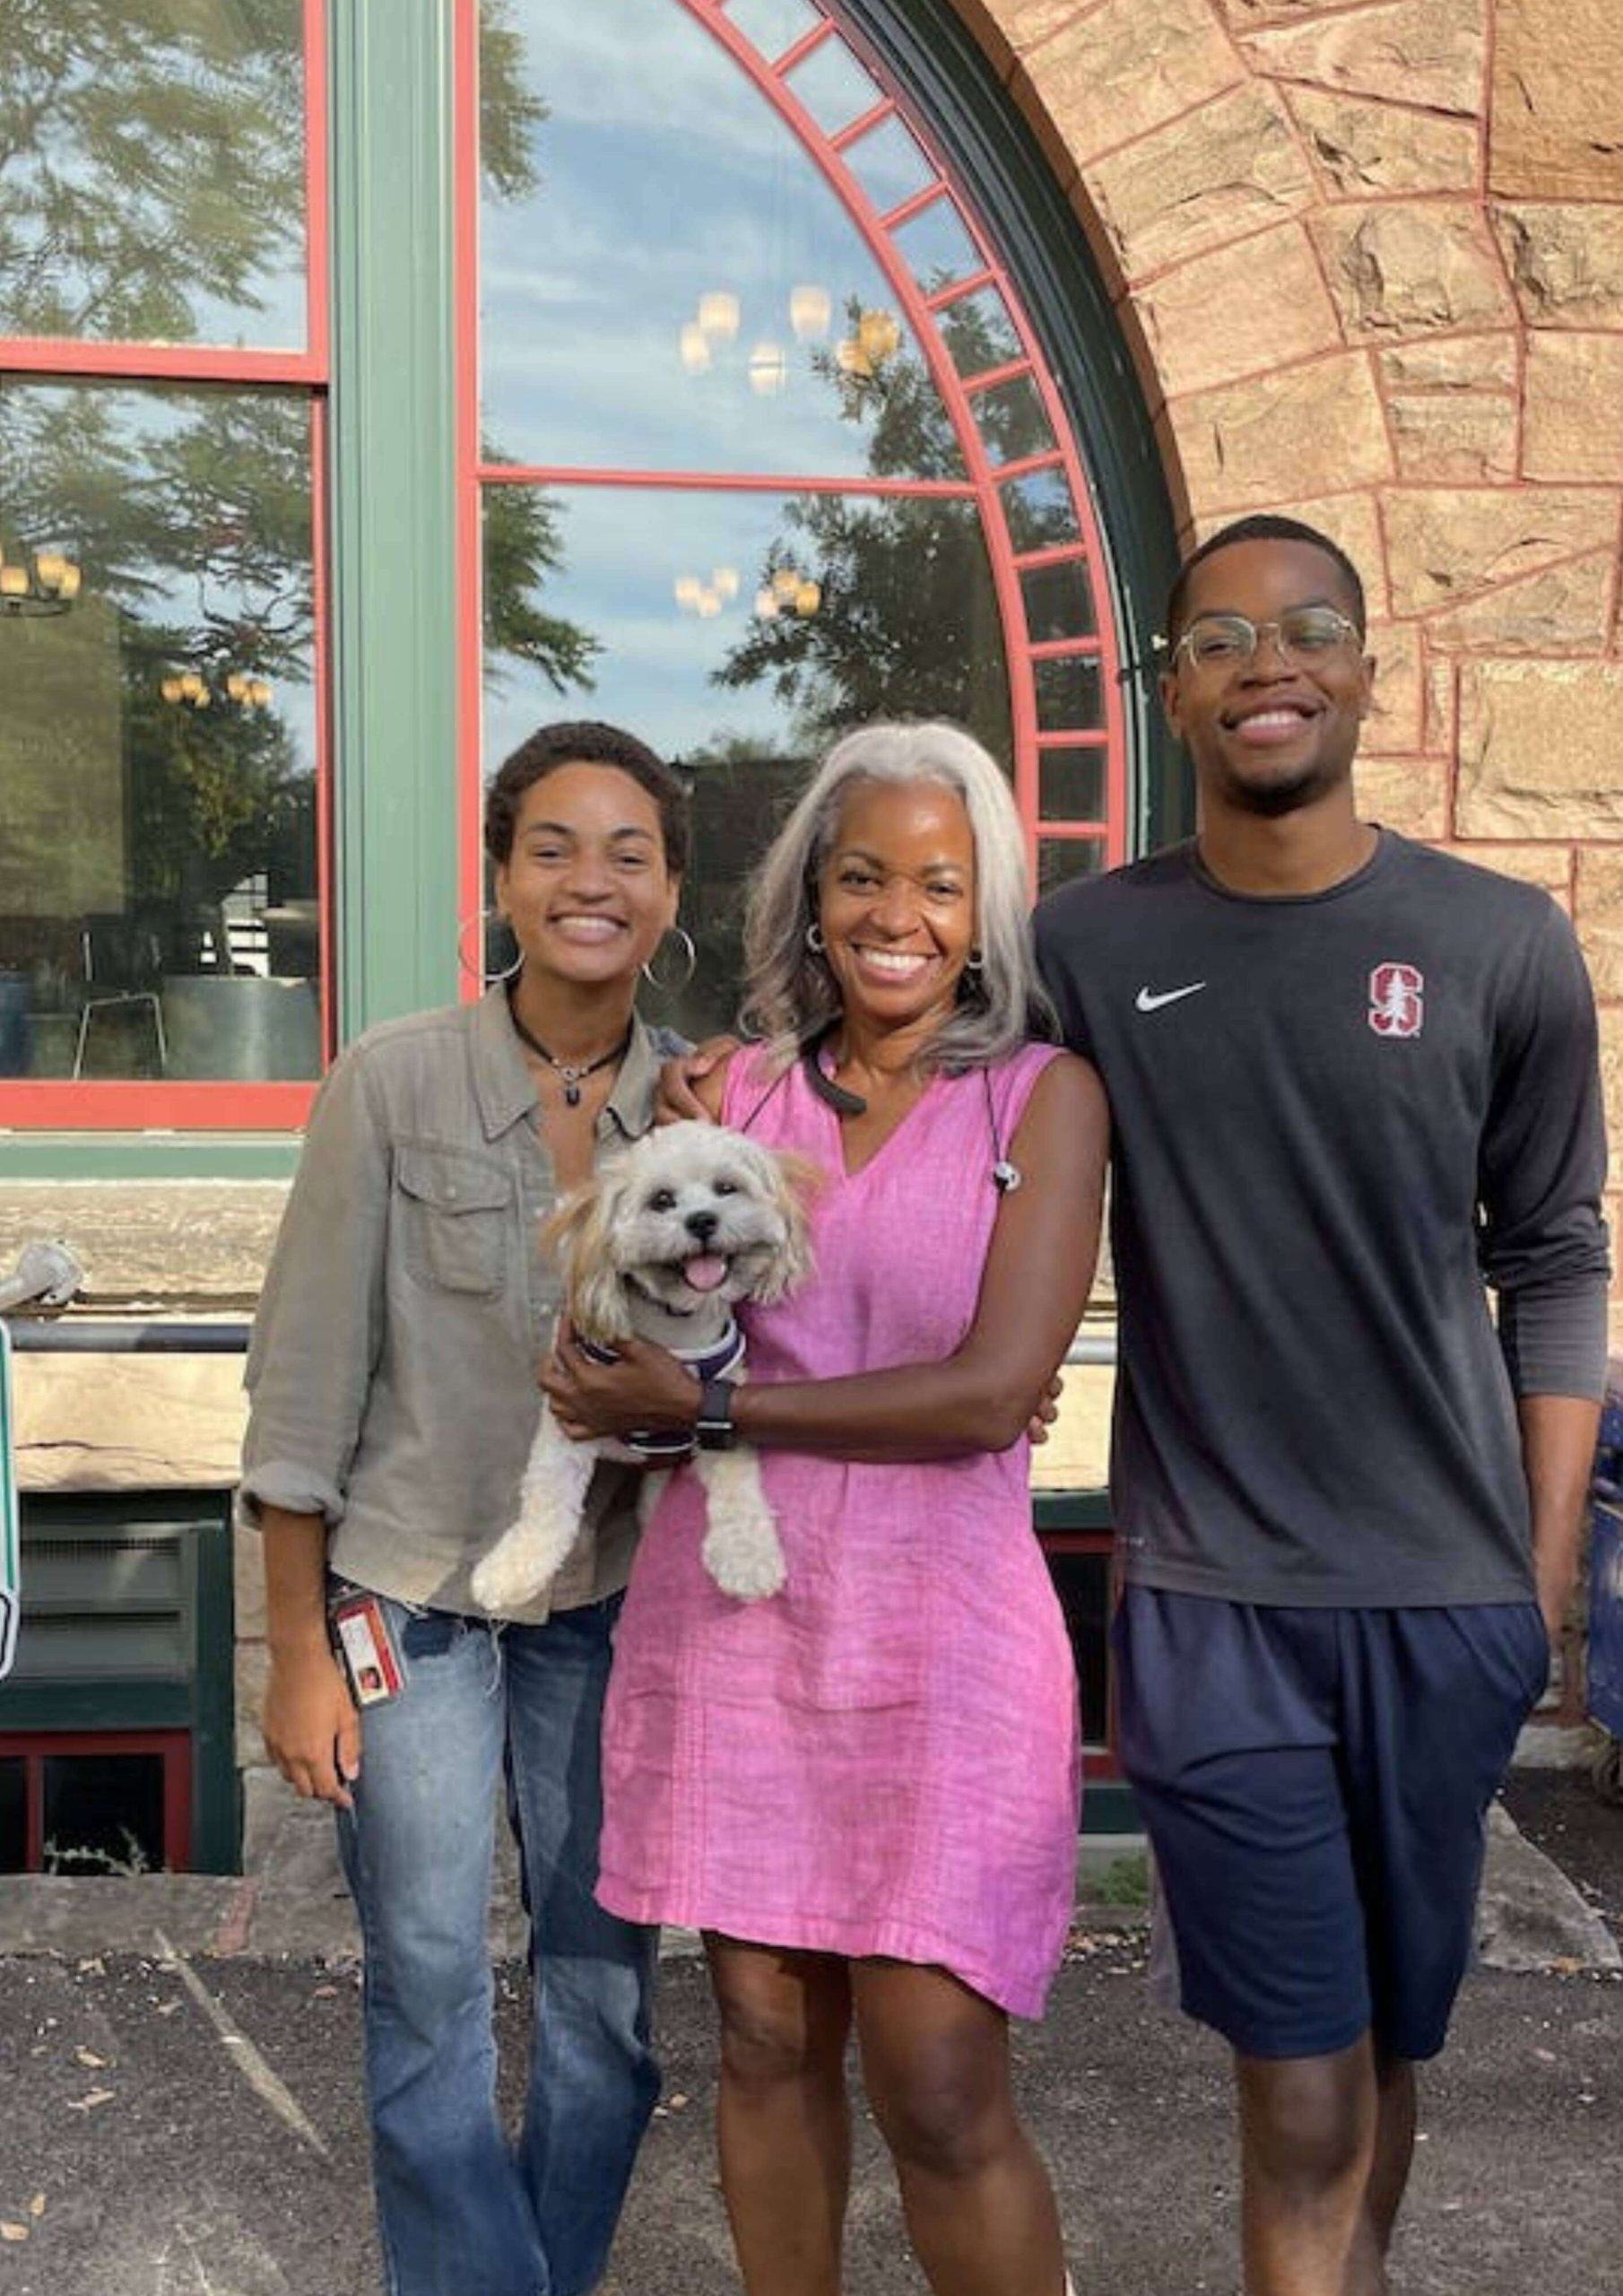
[740,721,1053,1073]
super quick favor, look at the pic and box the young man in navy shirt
[1036,515,1609,2294]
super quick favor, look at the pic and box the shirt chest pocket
[395,1144,516,1298]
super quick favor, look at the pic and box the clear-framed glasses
[1168,604,1362,672]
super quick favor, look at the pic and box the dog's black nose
[685,1210,719,1242]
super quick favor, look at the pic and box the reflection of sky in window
[891,201,982,292]
[0,1,307,350]
[482,485,833,770]
[725,0,826,63]
[833,116,937,217]
[780,36,882,137]
[480,0,951,477]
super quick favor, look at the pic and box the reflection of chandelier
[0,545,82,616]
[674,567,741,619]
[754,566,821,619]
[678,287,840,383]
[161,667,274,709]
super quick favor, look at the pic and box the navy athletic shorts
[1112,1586,1550,2063]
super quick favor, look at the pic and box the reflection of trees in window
[0,0,306,343]
[0,381,317,958]
[664,731,808,1040]
[712,292,1050,760]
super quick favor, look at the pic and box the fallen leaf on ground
[0,2223,30,2244]
[65,2089,115,2113]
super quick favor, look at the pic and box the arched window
[461,0,1175,1036]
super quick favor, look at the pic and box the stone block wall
[970,0,1623,1325]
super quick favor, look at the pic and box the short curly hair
[484,720,690,874]
[1166,514,1367,646]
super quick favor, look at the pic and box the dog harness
[576,1320,746,1462]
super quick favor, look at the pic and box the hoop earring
[966,945,985,974]
[641,926,698,993]
[457,911,523,985]
[805,922,826,954]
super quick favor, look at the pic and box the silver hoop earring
[457,910,523,985]
[966,946,985,974]
[806,922,826,954]
[641,926,698,993]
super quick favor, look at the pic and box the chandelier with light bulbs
[677,284,902,398]
[0,544,82,616]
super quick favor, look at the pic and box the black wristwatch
[695,1376,738,1452]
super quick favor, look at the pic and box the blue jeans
[335,1592,659,2296]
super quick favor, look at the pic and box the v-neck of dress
[822,1062,947,1183]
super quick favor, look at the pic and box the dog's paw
[470,1539,541,1615]
[702,1527,787,1603]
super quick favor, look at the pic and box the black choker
[507,995,631,1107]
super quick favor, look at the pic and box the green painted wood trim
[836,0,1192,851]
[0,1681,194,1730]
[327,0,462,1039]
[187,1500,239,1874]
[1079,1782,1141,1838]
[0,1136,300,1180]
[1033,1487,1114,1533]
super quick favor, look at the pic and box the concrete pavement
[0,1796,1619,2295]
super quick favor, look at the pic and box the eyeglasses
[1168,605,1362,672]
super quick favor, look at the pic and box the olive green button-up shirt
[239,987,673,1621]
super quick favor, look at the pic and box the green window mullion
[327,0,463,1040]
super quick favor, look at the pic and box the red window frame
[452,0,1129,970]
[0,1727,194,1874]
[0,0,332,1131]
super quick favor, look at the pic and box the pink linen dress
[596,1040,1081,2017]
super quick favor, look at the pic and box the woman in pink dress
[543,723,1107,2296]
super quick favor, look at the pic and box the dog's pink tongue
[683,1254,728,1293]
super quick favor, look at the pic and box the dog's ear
[546,1174,636,1344]
[751,1146,821,1303]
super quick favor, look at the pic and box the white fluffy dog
[470,1121,815,1613]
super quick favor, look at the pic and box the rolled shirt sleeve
[239,1047,389,1526]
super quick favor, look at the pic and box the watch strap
[695,1375,738,1451]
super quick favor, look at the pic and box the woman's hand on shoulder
[656,1034,737,1125]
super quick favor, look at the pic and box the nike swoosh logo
[1135,982,1207,1013]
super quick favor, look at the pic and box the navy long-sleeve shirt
[1035,831,1610,1607]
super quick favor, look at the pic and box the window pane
[1000,466,1080,553]
[1037,838,1106,900]
[974,376,1055,467]
[0,1,308,349]
[725,0,825,60]
[1039,747,1107,823]
[782,36,883,139]
[939,286,1022,378]
[1034,653,1105,734]
[892,202,982,296]
[1021,558,1098,644]
[0,379,321,1083]
[479,0,962,479]
[42,1751,167,1875]
[838,117,938,218]
[482,482,1010,1039]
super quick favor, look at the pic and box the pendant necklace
[507,993,631,1108]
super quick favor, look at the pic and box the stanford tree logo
[1368,962,1424,1039]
